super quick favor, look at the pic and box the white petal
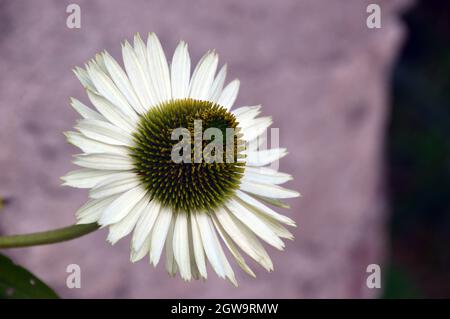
[187,216,201,280]
[194,212,236,285]
[75,119,134,146]
[94,53,108,75]
[212,215,255,277]
[173,213,191,280]
[86,62,136,118]
[227,199,284,250]
[76,195,118,224]
[146,32,172,102]
[193,212,225,278]
[150,206,173,266]
[256,215,293,240]
[239,197,294,240]
[165,219,178,276]
[235,190,295,226]
[240,181,300,199]
[190,213,207,279]
[90,172,140,199]
[217,79,240,110]
[64,131,130,156]
[189,51,218,100]
[130,233,152,263]
[86,89,137,133]
[107,195,149,245]
[246,133,266,152]
[208,64,227,102]
[132,200,161,252]
[171,41,191,99]
[243,167,293,185]
[103,51,147,114]
[134,34,158,105]
[122,40,156,109]
[252,195,290,209]
[236,196,294,240]
[235,107,264,129]
[232,105,261,119]
[242,117,272,142]
[74,153,133,170]
[70,98,104,120]
[73,67,96,92]
[61,169,124,189]
[216,207,273,271]
[99,185,147,226]
[233,109,261,129]
[246,148,287,166]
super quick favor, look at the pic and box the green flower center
[130,98,245,213]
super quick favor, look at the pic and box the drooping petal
[194,212,237,285]
[149,206,173,266]
[132,200,161,251]
[190,213,207,279]
[107,195,149,245]
[98,185,147,226]
[226,199,284,250]
[165,219,178,277]
[130,233,152,263]
[173,213,191,280]
[193,212,225,278]
[187,216,202,280]
[215,207,273,271]
[76,195,119,224]
[212,215,255,277]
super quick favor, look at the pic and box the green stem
[0,223,99,249]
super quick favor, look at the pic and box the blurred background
[0,0,448,298]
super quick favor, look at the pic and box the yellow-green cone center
[130,98,245,213]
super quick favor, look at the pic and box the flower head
[62,33,299,285]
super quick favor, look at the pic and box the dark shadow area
[385,0,450,298]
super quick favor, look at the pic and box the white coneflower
[62,32,299,285]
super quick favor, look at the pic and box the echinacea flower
[62,32,299,285]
